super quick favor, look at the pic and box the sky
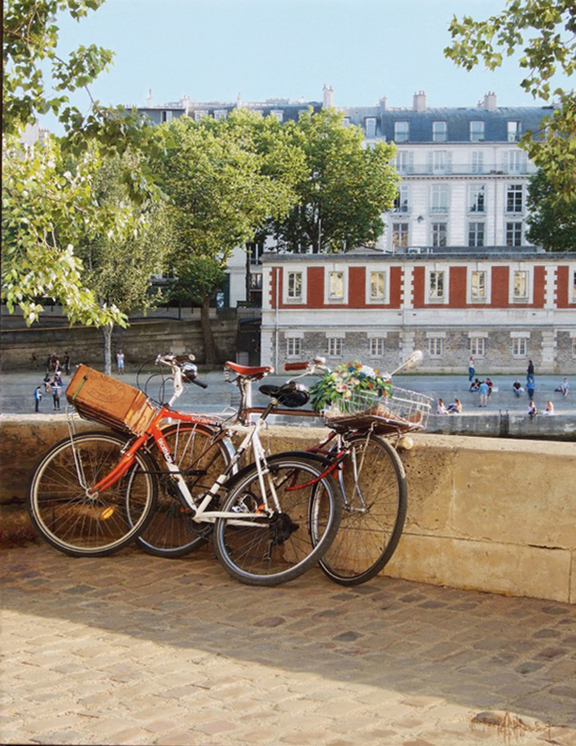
[51,0,555,121]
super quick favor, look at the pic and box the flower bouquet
[309,361,393,415]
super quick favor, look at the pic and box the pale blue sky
[53,0,553,116]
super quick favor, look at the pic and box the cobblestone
[1,543,575,745]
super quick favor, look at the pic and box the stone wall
[1,415,574,604]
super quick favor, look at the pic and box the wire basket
[323,387,433,434]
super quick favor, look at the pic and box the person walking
[527,360,535,380]
[478,380,489,407]
[63,352,71,376]
[116,349,125,375]
[51,379,61,411]
[526,377,535,400]
[468,356,475,382]
[34,386,43,413]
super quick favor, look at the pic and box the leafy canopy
[445,1,576,198]
[526,169,576,251]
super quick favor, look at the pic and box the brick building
[260,249,576,374]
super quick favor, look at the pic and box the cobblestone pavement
[1,543,575,746]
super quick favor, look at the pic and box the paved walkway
[1,543,575,746]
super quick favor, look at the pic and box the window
[432,121,447,142]
[392,223,409,249]
[214,110,228,120]
[327,337,342,357]
[431,223,447,248]
[470,121,485,142]
[430,185,449,213]
[193,110,208,121]
[512,337,527,357]
[287,271,303,301]
[513,270,529,301]
[572,269,576,303]
[429,150,451,174]
[506,150,527,174]
[270,110,283,122]
[468,222,485,248]
[161,110,173,123]
[394,121,409,142]
[469,185,486,213]
[506,222,523,247]
[250,272,262,290]
[343,117,351,127]
[395,151,413,174]
[370,338,385,357]
[393,185,410,213]
[506,184,523,213]
[572,338,576,358]
[472,151,484,174]
[507,121,521,142]
[429,270,446,302]
[286,337,302,357]
[470,270,487,301]
[369,271,387,301]
[470,337,485,357]
[428,337,444,357]
[328,271,344,300]
[365,117,376,138]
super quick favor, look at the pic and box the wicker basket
[66,365,158,436]
[323,387,433,434]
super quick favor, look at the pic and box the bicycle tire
[135,423,233,558]
[27,431,157,557]
[316,434,407,586]
[213,453,342,586]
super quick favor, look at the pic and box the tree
[76,151,172,373]
[154,114,298,364]
[445,1,576,199]
[526,170,576,251]
[2,135,126,327]
[273,109,398,253]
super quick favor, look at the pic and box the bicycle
[255,351,432,586]
[26,355,342,586]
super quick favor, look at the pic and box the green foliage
[1,135,126,326]
[526,169,576,251]
[275,109,398,253]
[309,361,393,413]
[445,1,576,197]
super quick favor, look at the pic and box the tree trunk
[102,324,113,376]
[200,296,217,366]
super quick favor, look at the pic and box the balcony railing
[396,163,537,177]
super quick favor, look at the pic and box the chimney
[413,91,427,112]
[146,88,152,105]
[182,94,190,115]
[379,96,388,111]
[484,92,497,111]
[323,84,334,109]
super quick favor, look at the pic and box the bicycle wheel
[135,423,233,558]
[317,434,407,586]
[27,431,157,557]
[213,454,342,586]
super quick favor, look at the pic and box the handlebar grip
[192,378,208,389]
[284,362,309,371]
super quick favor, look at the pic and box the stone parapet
[1,415,574,603]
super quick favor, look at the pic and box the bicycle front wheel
[213,454,342,586]
[27,432,157,557]
[318,434,407,586]
[136,423,233,558]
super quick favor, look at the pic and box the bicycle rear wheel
[135,423,233,558]
[213,454,342,586]
[317,434,407,586]
[27,431,157,557]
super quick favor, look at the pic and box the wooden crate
[66,365,157,436]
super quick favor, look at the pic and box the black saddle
[259,381,310,408]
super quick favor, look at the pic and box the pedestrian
[34,386,43,413]
[526,377,535,400]
[468,356,475,382]
[51,379,61,411]
[63,351,71,376]
[485,377,494,397]
[528,399,538,419]
[527,360,535,380]
[512,379,523,397]
[478,380,489,407]
[116,349,125,375]
[43,372,52,393]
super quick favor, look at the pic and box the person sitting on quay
[436,398,448,415]
[512,379,523,397]
[447,398,463,414]
[528,400,538,419]
[555,377,569,397]
[469,378,481,392]
[543,400,555,415]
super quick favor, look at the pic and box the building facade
[260,250,576,374]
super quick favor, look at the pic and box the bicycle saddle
[225,361,274,380]
[259,381,310,408]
